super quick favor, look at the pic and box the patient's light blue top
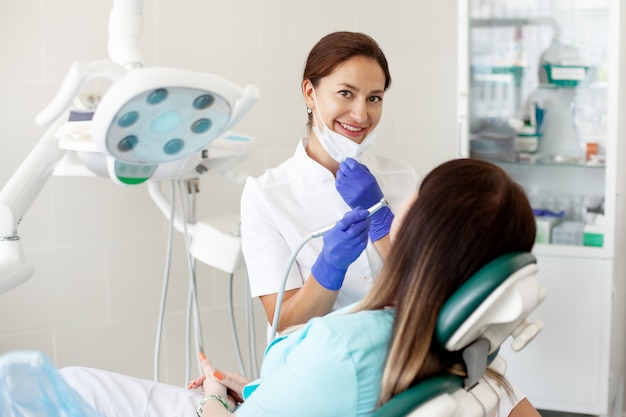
[237,305,394,417]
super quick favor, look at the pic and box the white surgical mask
[311,89,377,162]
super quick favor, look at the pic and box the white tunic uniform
[240,137,419,310]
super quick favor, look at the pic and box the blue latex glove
[311,209,370,290]
[335,158,394,242]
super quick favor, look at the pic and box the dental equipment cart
[457,1,626,416]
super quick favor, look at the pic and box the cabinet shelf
[533,242,608,259]
[496,156,605,169]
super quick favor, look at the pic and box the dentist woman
[240,31,419,333]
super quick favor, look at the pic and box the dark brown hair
[302,32,392,128]
[303,31,391,90]
[355,158,536,405]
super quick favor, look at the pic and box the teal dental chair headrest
[437,251,539,352]
[372,251,545,417]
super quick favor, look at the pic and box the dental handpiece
[310,198,389,238]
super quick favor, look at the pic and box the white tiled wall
[0,0,458,386]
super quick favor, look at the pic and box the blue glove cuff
[369,206,394,242]
[311,257,346,291]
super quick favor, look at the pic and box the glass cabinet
[462,0,610,252]
[457,1,626,416]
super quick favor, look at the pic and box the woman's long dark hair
[355,158,536,405]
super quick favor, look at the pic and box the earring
[307,107,312,115]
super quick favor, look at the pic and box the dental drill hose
[269,198,388,340]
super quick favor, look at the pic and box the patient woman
[4,158,540,417]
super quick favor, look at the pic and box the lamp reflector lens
[191,118,212,134]
[164,138,184,155]
[147,88,169,105]
[193,94,215,110]
[118,111,139,128]
[118,135,139,152]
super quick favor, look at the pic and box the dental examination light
[269,198,389,340]
[0,0,259,295]
[36,58,259,187]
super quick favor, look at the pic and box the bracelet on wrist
[197,394,230,415]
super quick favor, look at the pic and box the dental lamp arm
[0,114,69,294]
[222,84,261,133]
[0,115,68,238]
[108,0,144,68]
[35,60,126,126]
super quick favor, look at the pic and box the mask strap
[311,89,326,131]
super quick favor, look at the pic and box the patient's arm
[509,398,542,417]
[198,354,237,415]
[188,366,250,404]
[213,368,251,403]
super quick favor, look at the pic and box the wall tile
[0,0,43,81]
[153,0,263,76]
[106,232,227,320]
[158,301,266,386]
[40,0,111,80]
[0,245,108,334]
[0,332,55,361]
[50,177,166,245]
[0,82,58,168]
[54,317,157,377]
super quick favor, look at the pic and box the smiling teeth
[340,123,362,132]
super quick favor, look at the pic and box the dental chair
[372,251,545,417]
